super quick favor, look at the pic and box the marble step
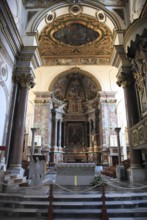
[1,218,147,220]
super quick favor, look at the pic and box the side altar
[55,163,95,186]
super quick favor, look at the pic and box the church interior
[0,0,147,219]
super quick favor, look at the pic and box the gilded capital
[13,73,35,89]
[116,72,134,88]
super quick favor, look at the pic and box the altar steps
[2,172,28,192]
[0,191,147,219]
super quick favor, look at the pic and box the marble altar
[55,163,95,186]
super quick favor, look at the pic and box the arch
[49,67,102,92]
[24,1,125,47]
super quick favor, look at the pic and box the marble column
[117,70,144,182]
[117,71,142,165]
[9,72,35,175]
[30,128,37,157]
[64,121,67,147]
[54,118,58,148]
[89,121,92,147]
[84,121,88,147]
[59,120,62,148]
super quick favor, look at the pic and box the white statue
[29,157,44,187]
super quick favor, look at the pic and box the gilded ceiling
[39,14,113,65]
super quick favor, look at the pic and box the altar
[55,163,95,186]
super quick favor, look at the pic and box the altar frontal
[55,163,95,186]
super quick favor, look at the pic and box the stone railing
[130,116,147,149]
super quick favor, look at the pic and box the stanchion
[48,183,53,220]
[100,183,109,220]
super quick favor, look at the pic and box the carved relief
[131,130,138,147]
[138,126,145,144]
[0,62,8,82]
[132,40,147,115]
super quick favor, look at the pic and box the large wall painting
[67,123,84,147]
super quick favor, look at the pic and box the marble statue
[29,157,44,187]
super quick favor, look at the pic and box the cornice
[0,0,23,58]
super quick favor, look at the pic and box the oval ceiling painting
[53,23,99,46]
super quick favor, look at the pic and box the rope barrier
[1,174,147,193]
[54,181,102,194]
[105,178,147,190]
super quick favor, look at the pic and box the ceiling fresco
[53,23,99,46]
[39,14,113,65]
[23,0,125,8]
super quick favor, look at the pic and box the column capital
[116,71,134,88]
[115,127,121,133]
[13,72,35,89]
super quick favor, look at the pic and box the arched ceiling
[23,0,126,66]
[39,13,113,65]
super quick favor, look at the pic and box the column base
[116,165,128,181]
[8,165,24,177]
[127,166,147,183]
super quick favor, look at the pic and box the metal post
[101,183,109,220]
[48,184,53,220]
